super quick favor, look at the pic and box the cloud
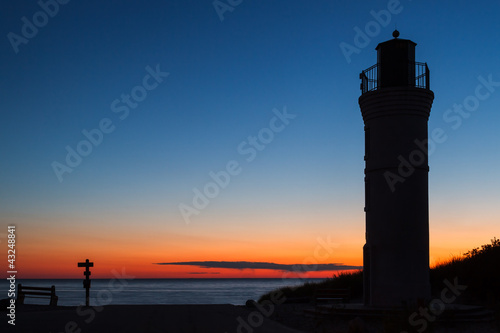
[187,272,221,275]
[154,261,362,272]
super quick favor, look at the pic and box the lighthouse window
[364,176,370,212]
[365,126,370,160]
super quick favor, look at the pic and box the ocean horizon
[2,278,325,306]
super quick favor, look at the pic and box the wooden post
[18,284,24,305]
[50,285,58,306]
[77,259,94,306]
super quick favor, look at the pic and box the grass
[258,270,363,303]
[430,237,500,305]
[258,237,500,306]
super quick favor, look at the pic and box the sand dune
[1,304,304,333]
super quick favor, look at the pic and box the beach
[2,302,499,333]
[1,303,305,333]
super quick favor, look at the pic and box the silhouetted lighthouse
[359,31,433,307]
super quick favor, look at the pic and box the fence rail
[360,62,429,94]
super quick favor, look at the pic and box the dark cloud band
[155,261,362,272]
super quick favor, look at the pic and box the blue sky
[1,0,499,277]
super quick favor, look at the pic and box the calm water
[1,279,324,306]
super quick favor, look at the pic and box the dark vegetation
[258,270,363,304]
[259,237,500,306]
[430,237,500,306]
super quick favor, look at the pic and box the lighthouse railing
[360,62,429,94]
[415,62,429,89]
[359,63,378,94]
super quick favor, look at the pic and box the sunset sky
[1,1,499,279]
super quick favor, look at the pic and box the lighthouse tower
[359,31,434,307]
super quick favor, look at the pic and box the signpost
[77,259,94,306]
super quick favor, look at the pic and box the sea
[1,278,325,306]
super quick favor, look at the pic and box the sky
[0,0,499,279]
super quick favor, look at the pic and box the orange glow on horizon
[2,214,495,279]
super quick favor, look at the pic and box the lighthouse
[359,31,434,307]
